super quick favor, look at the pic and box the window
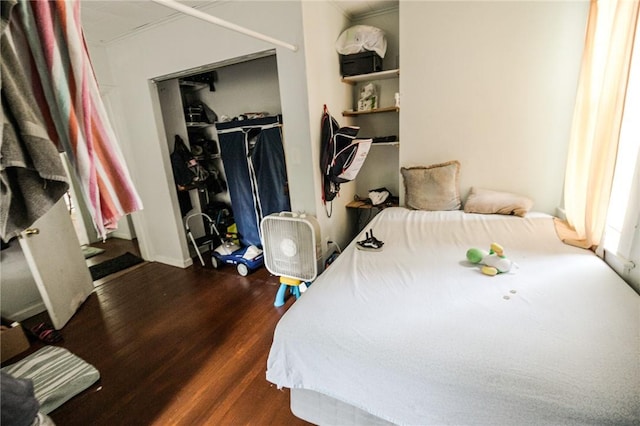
[603,21,640,260]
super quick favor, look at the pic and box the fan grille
[261,215,319,281]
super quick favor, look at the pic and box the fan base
[274,277,303,307]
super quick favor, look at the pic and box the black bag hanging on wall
[320,105,341,205]
[319,105,371,216]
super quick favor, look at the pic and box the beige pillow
[401,161,461,211]
[464,187,533,217]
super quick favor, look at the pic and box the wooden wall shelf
[346,199,399,209]
[341,69,400,85]
[342,106,399,117]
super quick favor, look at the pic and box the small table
[346,199,399,235]
[345,200,398,210]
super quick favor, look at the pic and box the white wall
[300,1,353,250]
[92,1,314,267]
[0,243,45,321]
[196,55,282,120]
[87,1,590,266]
[86,42,114,86]
[399,1,589,214]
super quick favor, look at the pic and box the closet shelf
[193,154,221,161]
[179,81,208,91]
[186,122,215,128]
[177,182,207,192]
[341,69,400,85]
[372,141,399,146]
[342,106,399,117]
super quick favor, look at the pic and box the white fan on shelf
[260,212,322,307]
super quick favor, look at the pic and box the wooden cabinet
[346,199,399,234]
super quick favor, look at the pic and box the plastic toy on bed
[466,243,513,276]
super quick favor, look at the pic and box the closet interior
[156,51,289,261]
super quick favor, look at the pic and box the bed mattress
[267,208,640,425]
[290,388,393,425]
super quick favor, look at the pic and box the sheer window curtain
[555,0,639,250]
[604,24,640,264]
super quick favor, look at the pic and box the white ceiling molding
[329,0,399,21]
[80,1,399,45]
[150,0,298,52]
[151,49,277,82]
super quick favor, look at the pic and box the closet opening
[154,50,290,267]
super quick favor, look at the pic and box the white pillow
[464,187,533,217]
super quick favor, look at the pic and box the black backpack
[319,106,372,212]
[170,135,209,187]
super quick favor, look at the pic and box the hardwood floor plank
[17,238,310,425]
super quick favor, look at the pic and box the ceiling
[81,0,398,44]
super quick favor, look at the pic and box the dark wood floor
[20,238,311,426]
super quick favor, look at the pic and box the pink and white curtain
[5,0,142,240]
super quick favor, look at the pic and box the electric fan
[260,212,322,307]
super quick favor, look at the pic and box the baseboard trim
[152,255,193,269]
[8,302,47,322]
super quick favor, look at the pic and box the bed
[266,207,640,425]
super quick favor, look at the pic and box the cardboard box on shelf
[1,322,30,363]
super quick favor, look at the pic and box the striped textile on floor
[1,346,100,414]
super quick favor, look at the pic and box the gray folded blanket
[1,0,69,240]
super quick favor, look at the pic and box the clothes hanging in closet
[216,115,290,248]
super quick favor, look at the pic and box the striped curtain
[12,0,142,239]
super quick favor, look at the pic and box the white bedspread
[266,208,640,425]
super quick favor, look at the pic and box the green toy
[466,243,514,276]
